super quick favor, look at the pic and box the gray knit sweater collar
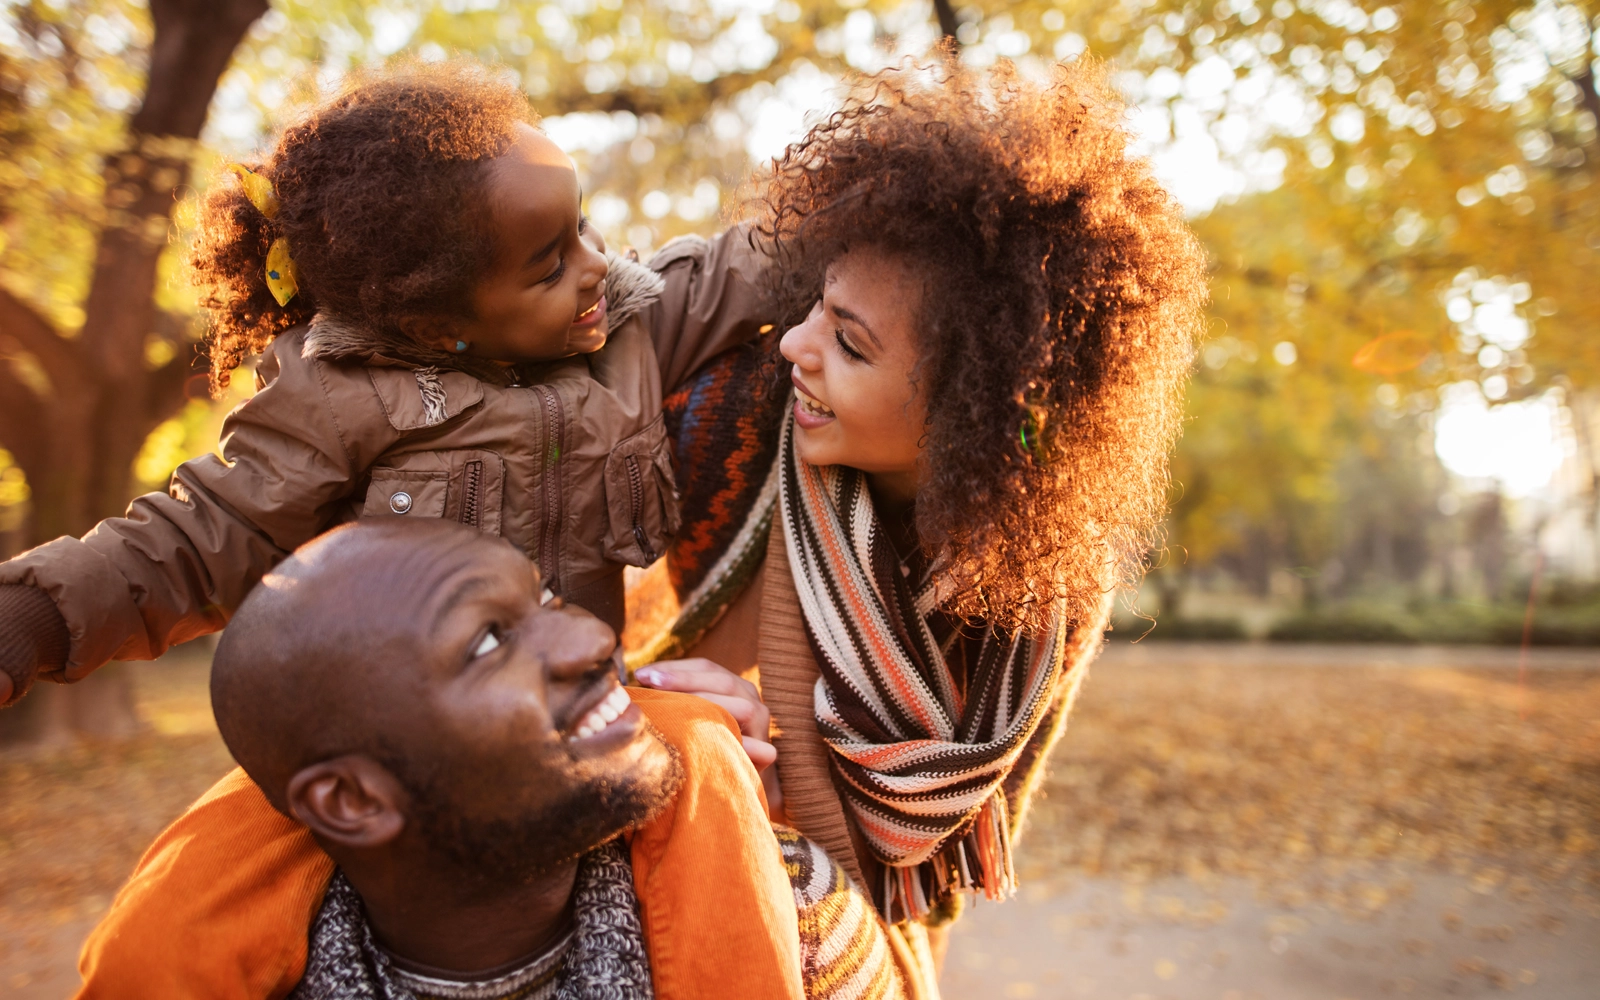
[288,839,653,1000]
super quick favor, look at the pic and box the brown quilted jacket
[0,229,769,682]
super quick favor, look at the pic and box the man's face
[367,533,677,880]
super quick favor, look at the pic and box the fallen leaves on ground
[1016,659,1600,912]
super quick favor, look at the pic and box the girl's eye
[540,257,567,286]
[835,328,866,361]
[578,214,589,233]
[473,627,502,658]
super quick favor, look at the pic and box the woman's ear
[286,755,407,850]
[397,314,463,354]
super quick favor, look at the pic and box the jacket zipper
[458,460,482,529]
[625,454,658,564]
[534,385,564,592]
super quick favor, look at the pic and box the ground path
[1,642,1594,999]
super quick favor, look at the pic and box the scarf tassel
[881,793,1017,923]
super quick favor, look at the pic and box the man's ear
[286,755,407,850]
[397,314,463,354]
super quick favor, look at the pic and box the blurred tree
[993,0,1599,605]
[0,0,268,741]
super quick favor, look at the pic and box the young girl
[0,63,767,704]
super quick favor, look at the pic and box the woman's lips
[791,372,836,429]
[571,295,607,329]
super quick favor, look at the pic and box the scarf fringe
[880,792,1017,923]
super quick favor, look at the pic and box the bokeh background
[0,1,1595,997]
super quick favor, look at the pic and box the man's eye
[473,628,502,658]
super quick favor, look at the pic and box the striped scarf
[777,409,1067,923]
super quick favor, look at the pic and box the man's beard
[392,734,683,887]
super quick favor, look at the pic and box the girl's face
[438,124,610,362]
[779,250,927,502]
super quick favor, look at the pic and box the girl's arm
[0,330,401,688]
[644,224,773,394]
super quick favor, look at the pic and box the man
[78,520,911,1000]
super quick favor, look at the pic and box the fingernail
[636,667,660,685]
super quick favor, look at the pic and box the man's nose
[538,608,618,679]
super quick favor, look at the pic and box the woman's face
[779,250,927,501]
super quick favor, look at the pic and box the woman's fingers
[742,736,778,772]
[634,659,771,742]
[636,659,759,700]
[679,691,771,740]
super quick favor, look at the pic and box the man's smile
[562,675,639,745]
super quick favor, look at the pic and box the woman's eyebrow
[829,303,881,348]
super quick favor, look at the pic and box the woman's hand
[633,658,776,772]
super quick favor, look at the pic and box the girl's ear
[286,755,407,850]
[398,314,463,354]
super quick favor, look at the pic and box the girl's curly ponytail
[190,168,316,394]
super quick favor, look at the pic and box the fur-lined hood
[299,252,667,385]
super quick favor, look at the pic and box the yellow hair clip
[229,163,278,218]
[229,164,298,306]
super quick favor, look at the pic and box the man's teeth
[796,386,835,418]
[572,685,632,740]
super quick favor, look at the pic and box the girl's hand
[633,658,776,773]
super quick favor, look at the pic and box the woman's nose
[780,317,820,370]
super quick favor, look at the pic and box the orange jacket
[76,688,803,1000]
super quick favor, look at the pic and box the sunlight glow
[1433,383,1569,498]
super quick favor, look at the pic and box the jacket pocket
[362,468,449,519]
[601,414,682,566]
[361,451,504,536]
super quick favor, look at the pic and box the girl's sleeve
[0,330,401,681]
[643,224,774,394]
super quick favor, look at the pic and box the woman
[632,55,1205,967]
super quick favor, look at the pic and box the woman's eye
[835,328,866,361]
[473,627,502,658]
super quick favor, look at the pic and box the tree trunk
[0,0,267,746]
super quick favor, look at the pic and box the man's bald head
[212,518,512,809]
[211,519,674,889]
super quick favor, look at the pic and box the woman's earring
[454,340,469,353]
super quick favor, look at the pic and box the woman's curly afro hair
[753,57,1207,634]
[190,62,534,391]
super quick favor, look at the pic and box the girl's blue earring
[454,340,469,353]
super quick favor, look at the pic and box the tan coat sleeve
[644,224,773,393]
[0,334,401,680]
